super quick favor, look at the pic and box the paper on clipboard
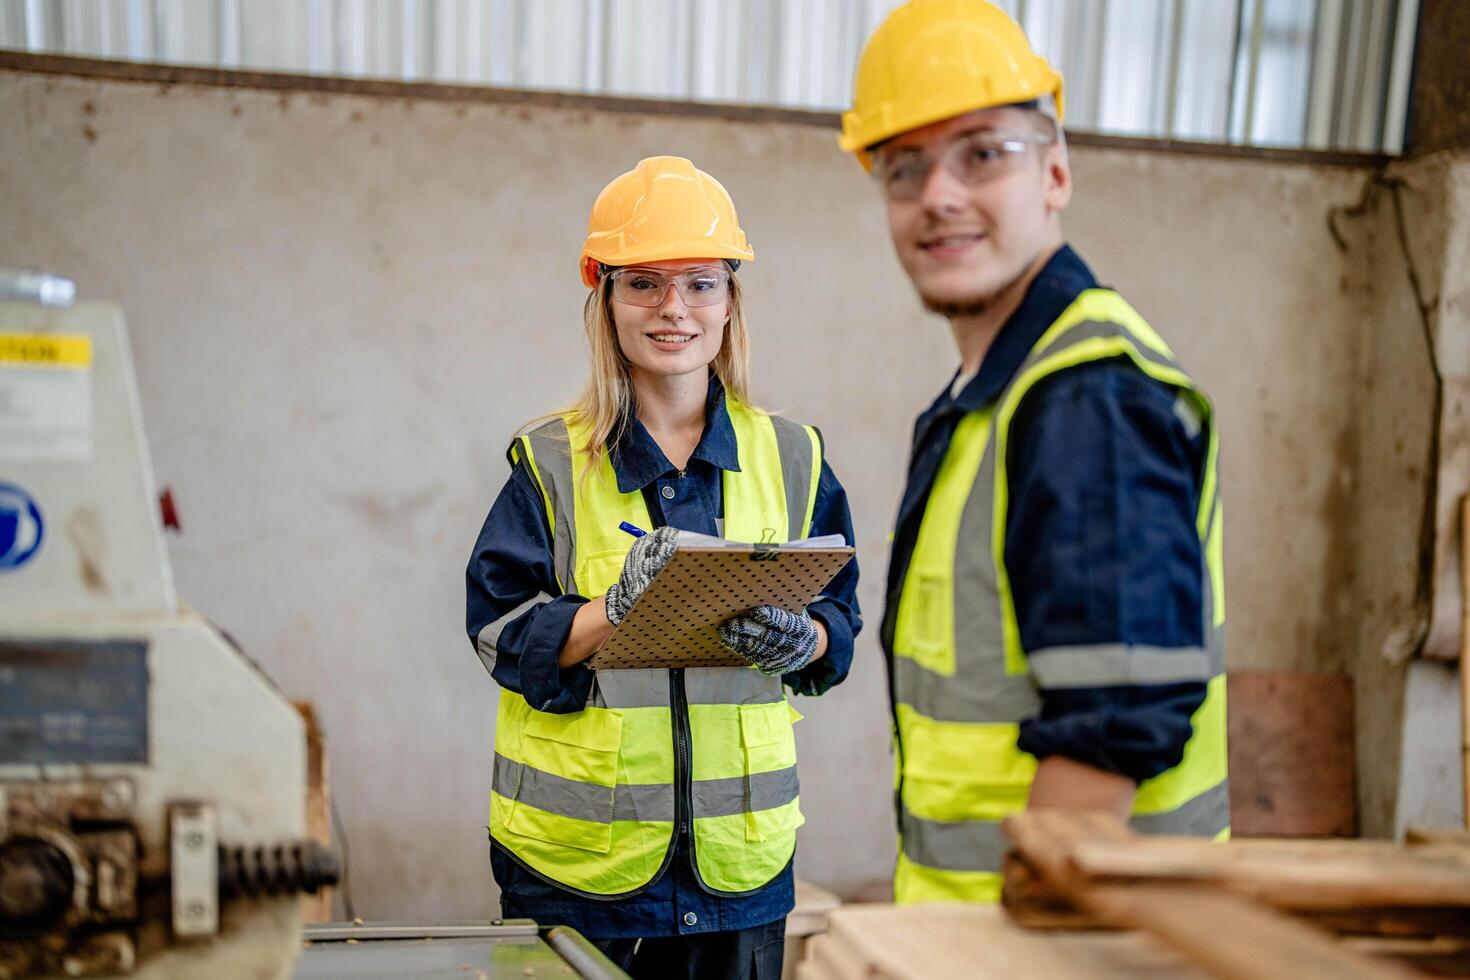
[589,536,855,670]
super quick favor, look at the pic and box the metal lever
[0,270,76,307]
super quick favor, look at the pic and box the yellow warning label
[0,334,93,368]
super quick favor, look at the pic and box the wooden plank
[788,878,841,937]
[795,936,850,980]
[1087,884,1415,980]
[1227,671,1356,837]
[293,701,332,924]
[1007,890,1470,937]
[1003,811,1413,979]
[1405,826,1470,847]
[1342,934,1470,973]
[816,904,1205,979]
[1066,836,1470,909]
[808,932,878,979]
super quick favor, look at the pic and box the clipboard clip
[752,527,780,562]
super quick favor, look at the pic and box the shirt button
[661,486,676,500]
[682,912,697,926]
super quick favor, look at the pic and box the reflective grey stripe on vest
[521,420,579,596]
[1023,318,1179,376]
[1130,778,1230,837]
[591,667,784,709]
[901,811,1004,873]
[591,670,669,709]
[476,592,553,676]
[1027,644,1213,689]
[768,415,817,541]
[900,777,1230,874]
[495,754,798,823]
[685,667,784,705]
[496,754,673,823]
[693,767,800,818]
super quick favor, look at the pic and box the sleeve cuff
[1016,681,1207,783]
[786,599,855,696]
[514,594,596,713]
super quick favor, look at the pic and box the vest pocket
[578,547,633,599]
[739,702,798,773]
[505,708,624,854]
[901,719,1035,821]
[896,573,954,676]
[740,702,804,843]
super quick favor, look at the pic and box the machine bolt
[101,784,131,811]
[0,864,49,918]
[0,839,72,927]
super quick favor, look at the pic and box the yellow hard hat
[839,0,1065,171]
[578,156,755,288]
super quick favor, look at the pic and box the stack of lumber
[796,814,1470,979]
[1002,810,1470,978]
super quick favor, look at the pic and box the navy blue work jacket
[882,245,1212,783]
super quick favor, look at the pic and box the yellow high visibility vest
[892,289,1230,904]
[490,395,824,897]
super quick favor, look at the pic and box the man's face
[875,107,1071,316]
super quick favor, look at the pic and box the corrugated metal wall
[1,1,1416,151]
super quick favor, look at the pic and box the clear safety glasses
[873,129,1056,201]
[607,266,731,308]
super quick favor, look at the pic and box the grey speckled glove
[718,605,820,676]
[604,526,679,625]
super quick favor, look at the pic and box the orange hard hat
[579,156,755,288]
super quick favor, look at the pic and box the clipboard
[588,542,856,670]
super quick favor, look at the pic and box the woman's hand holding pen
[604,526,679,625]
[558,526,678,669]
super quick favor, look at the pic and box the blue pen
[618,521,647,538]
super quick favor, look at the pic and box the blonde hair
[519,271,755,473]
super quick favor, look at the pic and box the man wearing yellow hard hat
[841,0,1228,904]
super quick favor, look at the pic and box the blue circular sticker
[0,482,44,572]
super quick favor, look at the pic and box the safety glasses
[873,129,1055,201]
[607,266,731,308]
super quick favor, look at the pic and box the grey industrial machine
[0,276,626,979]
[0,280,336,978]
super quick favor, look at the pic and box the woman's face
[609,258,729,383]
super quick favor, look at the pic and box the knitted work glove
[604,526,679,626]
[717,605,820,676]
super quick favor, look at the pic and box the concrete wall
[1343,149,1470,836]
[0,64,1397,918]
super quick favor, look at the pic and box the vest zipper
[671,668,693,841]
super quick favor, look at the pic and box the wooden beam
[1002,810,1414,979]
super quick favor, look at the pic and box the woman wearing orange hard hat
[465,156,861,978]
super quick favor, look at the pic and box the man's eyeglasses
[873,129,1055,201]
